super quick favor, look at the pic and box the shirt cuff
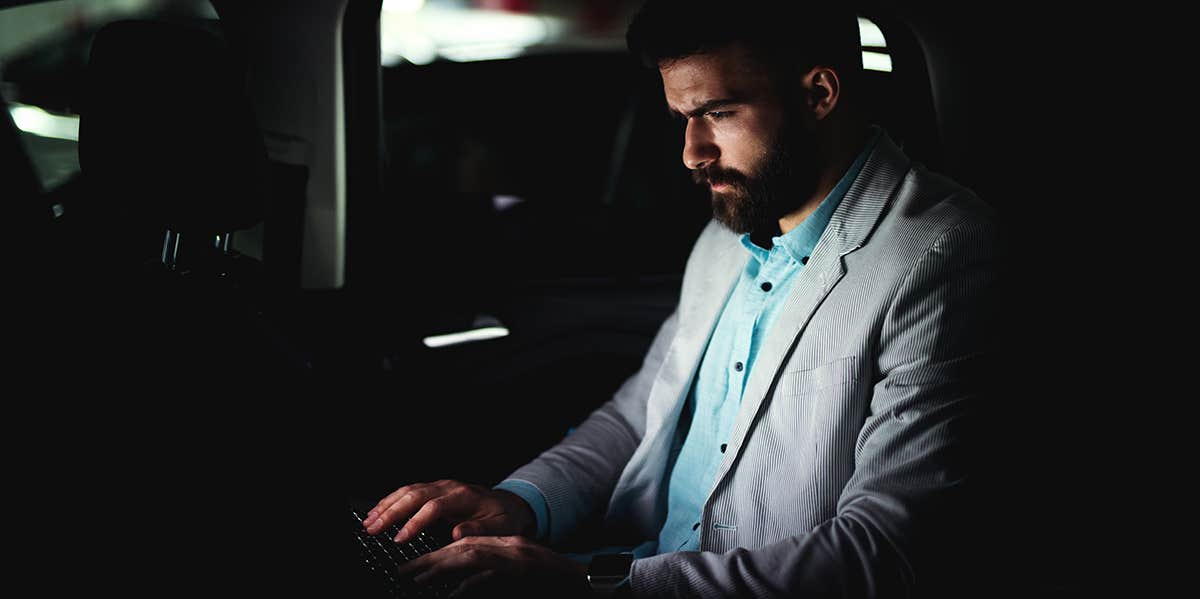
[493,479,549,540]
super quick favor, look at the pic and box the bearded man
[362,2,998,596]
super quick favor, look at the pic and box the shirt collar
[741,126,882,264]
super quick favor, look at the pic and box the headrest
[78,19,266,236]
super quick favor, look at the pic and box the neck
[778,121,869,235]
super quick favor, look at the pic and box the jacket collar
[825,131,911,257]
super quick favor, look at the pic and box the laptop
[348,504,454,598]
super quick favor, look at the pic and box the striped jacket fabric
[505,133,998,597]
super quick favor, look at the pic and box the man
[363,1,997,596]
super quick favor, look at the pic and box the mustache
[692,166,749,188]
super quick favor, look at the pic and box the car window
[371,2,903,286]
[1,0,216,192]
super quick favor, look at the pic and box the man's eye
[707,111,731,120]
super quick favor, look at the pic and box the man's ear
[804,66,841,121]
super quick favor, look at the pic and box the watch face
[589,553,634,586]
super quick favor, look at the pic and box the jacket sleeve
[629,212,997,597]
[500,307,679,545]
[500,219,730,546]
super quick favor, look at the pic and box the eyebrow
[668,98,741,120]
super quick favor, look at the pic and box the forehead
[659,44,775,109]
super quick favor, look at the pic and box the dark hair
[626,0,862,93]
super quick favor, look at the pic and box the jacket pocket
[779,356,858,396]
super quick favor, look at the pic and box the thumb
[452,516,520,540]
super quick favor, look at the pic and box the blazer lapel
[605,225,745,532]
[709,134,913,491]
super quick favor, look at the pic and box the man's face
[660,43,818,234]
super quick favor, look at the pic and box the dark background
[2,0,1138,596]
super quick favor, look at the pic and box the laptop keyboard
[350,507,453,598]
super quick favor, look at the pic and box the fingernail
[394,530,407,543]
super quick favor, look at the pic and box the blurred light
[8,103,78,141]
[858,17,887,48]
[423,326,510,348]
[422,9,556,47]
[381,5,564,65]
[440,43,526,62]
[382,33,437,66]
[382,0,425,13]
[862,51,893,72]
[492,194,524,212]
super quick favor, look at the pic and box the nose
[682,119,718,170]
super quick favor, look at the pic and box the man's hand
[396,535,590,599]
[361,480,536,544]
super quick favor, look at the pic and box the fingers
[364,485,412,526]
[363,486,424,535]
[396,541,485,584]
[448,570,497,599]
[451,520,481,540]
[395,536,581,598]
[451,515,514,541]
[363,481,515,544]
[396,537,512,584]
[363,480,451,535]
[394,490,475,544]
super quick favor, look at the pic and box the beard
[692,118,818,236]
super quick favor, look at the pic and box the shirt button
[801,256,810,265]
[760,281,772,292]
[720,443,727,453]
[734,361,743,372]
[692,522,700,531]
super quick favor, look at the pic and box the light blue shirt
[497,127,880,558]
[655,128,880,554]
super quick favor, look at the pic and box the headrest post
[219,232,233,255]
[162,229,182,270]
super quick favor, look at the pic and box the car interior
[3,0,1098,596]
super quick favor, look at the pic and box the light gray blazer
[505,134,997,597]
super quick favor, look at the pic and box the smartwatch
[587,552,633,596]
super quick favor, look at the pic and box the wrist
[492,488,537,537]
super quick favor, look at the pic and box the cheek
[728,112,777,160]
[718,125,772,172]
[733,136,776,177]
